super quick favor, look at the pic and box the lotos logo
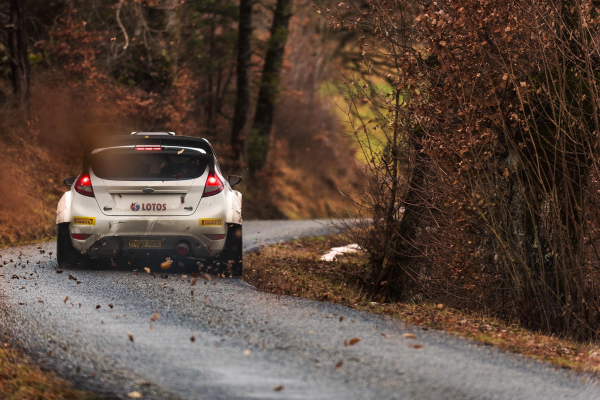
[130,202,167,211]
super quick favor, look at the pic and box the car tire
[220,224,243,277]
[57,223,83,268]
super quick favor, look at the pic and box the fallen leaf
[96,305,101,309]
[335,360,343,369]
[273,385,284,392]
[339,316,344,322]
[243,349,251,356]
[348,338,360,346]
[108,303,114,309]
[403,333,417,339]
[437,303,444,310]
[190,336,196,342]
[127,391,142,398]
[126,332,134,343]
[381,333,390,338]
[63,296,69,304]
[409,344,423,349]
[150,312,160,322]
[68,274,77,281]
[179,261,184,267]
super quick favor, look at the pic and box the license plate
[128,239,162,248]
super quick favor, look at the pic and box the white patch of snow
[321,244,361,262]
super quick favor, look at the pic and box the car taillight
[71,233,92,240]
[75,173,95,197]
[202,173,224,197]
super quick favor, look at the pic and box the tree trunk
[230,0,254,164]
[247,0,292,173]
[7,0,30,107]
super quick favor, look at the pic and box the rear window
[90,150,209,181]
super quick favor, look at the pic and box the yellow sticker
[72,216,96,225]
[199,218,223,227]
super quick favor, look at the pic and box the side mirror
[227,175,242,187]
[64,176,76,187]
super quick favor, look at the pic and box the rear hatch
[88,146,211,216]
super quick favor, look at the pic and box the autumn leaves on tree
[325,0,600,340]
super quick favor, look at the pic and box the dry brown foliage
[321,0,600,340]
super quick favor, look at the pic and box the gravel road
[0,220,598,399]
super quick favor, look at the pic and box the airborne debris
[161,257,173,270]
[199,272,212,282]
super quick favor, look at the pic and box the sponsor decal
[72,216,96,225]
[130,202,167,211]
[199,218,223,227]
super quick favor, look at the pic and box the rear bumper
[66,192,229,257]
[84,235,219,259]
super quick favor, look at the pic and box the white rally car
[56,132,243,276]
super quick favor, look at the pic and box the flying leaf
[161,257,173,270]
[144,267,151,274]
[199,272,212,281]
[177,149,184,154]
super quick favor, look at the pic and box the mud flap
[219,223,242,276]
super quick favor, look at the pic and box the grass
[243,235,600,375]
[0,344,94,400]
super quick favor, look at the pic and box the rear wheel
[57,223,84,268]
[219,224,243,277]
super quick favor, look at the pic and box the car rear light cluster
[71,233,92,240]
[75,173,95,197]
[202,173,224,197]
